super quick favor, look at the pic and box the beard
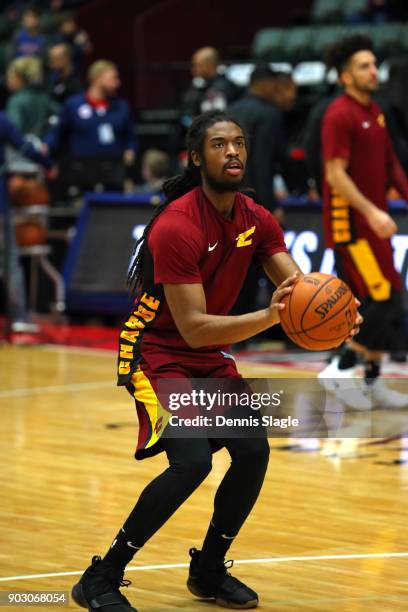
[353,76,379,94]
[201,163,244,193]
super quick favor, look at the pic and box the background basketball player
[319,35,408,409]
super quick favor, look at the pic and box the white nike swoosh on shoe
[127,541,141,549]
[208,242,218,252]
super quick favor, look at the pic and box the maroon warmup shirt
[322,93,402,297]
[117,186,287,383]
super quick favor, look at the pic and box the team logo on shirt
[236,226,256,247]
[78,104,92,119]
[377,113,386,128]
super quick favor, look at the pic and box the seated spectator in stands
[13,7,45,59]
[345,0,399,24]
[6,56,60,173]
[47,43,83,103]
[136,149,171,194]
[45,60,137,193]
[368,0,392,23]
[52,13,92,73]
[0,3,21,41]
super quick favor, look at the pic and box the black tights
[104,435,269,568]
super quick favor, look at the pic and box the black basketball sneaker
[71,555,137,611]
[187,548,259,609]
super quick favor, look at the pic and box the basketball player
[318,35,408,408]
[72,111,361,612]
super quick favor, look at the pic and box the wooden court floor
[1,345,408,611]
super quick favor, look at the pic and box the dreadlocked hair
[127,110,245,295]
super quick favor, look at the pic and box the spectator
[229,65,289,330]
[13,7,45,59]
[47,43,83,104]
[0,112,52,338]
[229,64,286,212]
[303,89,341,196]
[180,47,241,128]
[270,72,310,198]
[6,56,59,173]
[52,13,92,73]
[7,57,60,137]
[272,72,297,113]
[45,60,137,193]
[0,4,21,41]
[345,0,405,23]
[136,149,171,194]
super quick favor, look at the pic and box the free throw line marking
[1,551,407,583]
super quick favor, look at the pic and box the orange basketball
[15,222,47,247]
[9,176,49,208]
[279,272,357,351]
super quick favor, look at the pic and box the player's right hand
[367,207,397,239]
[267,273,300,326]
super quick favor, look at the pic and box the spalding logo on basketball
[279,272,357,350]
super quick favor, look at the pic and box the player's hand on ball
[367,207,397,239]
[345,298,363,341]
[268,273,300,326]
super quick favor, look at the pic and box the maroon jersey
[321,93,401,297]
[117,186,287,383]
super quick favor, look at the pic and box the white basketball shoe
[369,379,408,409]
[318,356,372,410]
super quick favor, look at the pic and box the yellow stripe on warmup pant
[347,239,391,301]
[130,367,170,449]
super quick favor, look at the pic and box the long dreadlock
[127,110,245,296]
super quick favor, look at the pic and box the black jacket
[229,93,284,210]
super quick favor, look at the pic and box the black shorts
[354,289,405,351]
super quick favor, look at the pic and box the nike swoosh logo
[208,242,218,252]
[127,541,141,549]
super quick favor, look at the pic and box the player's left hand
[345,298,363,341]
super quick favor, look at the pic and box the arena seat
[253,23,407,65]
[342,0,366,19]
[311,25,347,59]
[311,0,343,23]
[283,27,315,63]
[252,28,286,60]
[370,23,405,59]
